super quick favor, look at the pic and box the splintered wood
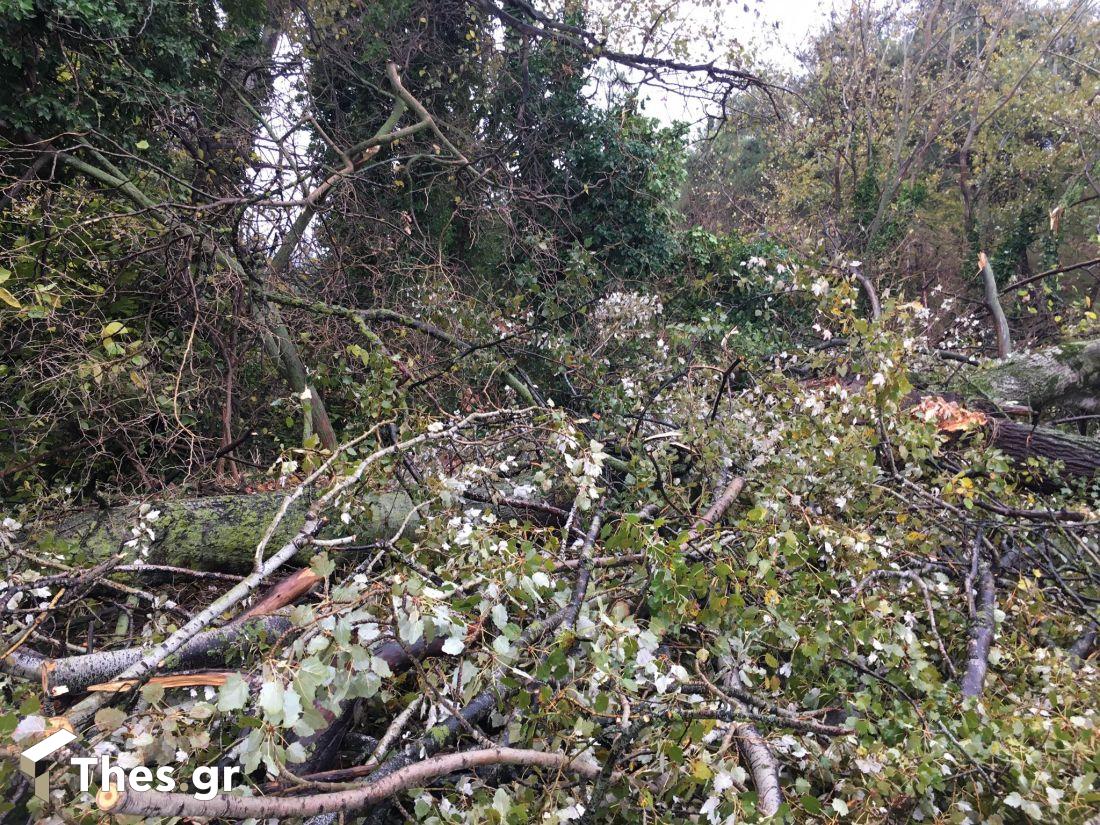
[911,396,989,432]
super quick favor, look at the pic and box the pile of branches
[2,307,1098,821]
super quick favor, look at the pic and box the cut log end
[96,785,122,811]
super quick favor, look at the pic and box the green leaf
[135,140,150,150]
[101,321,125,338]
[310,552,335,579]
[370,656,393,678]
[94,707,127,732]
[285,742,307,763]
[217,673,250,712]
[141,682,165,704]
[0,287,21,309]
[189,702,214,720]
[259,681,283,718]
[281,685,302,728]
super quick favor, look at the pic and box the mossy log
[963,337,1100,412]
[37,491,416,573]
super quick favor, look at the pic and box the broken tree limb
[237,567,322,620]
[734,723,783,818]
[86,670,236,692]
[688,476,748,537]
[96,747,600,819]
[35,614,291,698]
[979,252,1013,358]
[61,413,511,727]
[853,269,882,321]
[716,660,781,818]
[961,561,996,698]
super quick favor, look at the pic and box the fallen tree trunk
[961,337,1100,413]
[988,418,1100,479]
[910,396,1100,480]
[36,491,416,573]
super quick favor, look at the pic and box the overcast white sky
[636,0,836,126]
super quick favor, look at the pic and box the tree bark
[912,394,1100,481]
[38,491,417,573]
[961,563,995,698]
[735,723,782,818]
[962,337,1100,414]
[987,419,1100,479]
[979,253,1013,359]
[23,615,292,697]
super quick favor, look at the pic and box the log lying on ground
[36,491,416,573]
[961,337,1100,413]
[987,418,1100,479]
[26,614,292,697]
[1,564,319,696]
[910,395,1100,480]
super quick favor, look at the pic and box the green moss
[40,491,416,573]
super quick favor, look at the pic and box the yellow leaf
[764,589,781,607]
[0,287,21,309]
[690,760,713,781]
